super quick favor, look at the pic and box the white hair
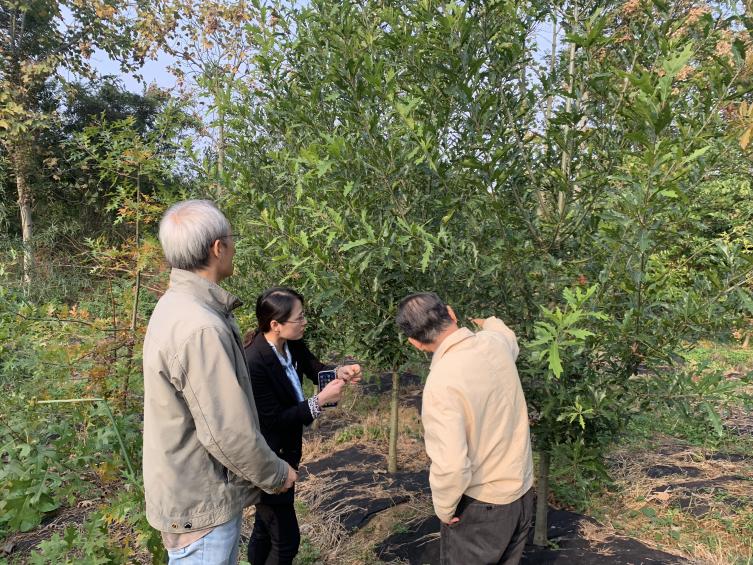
[158,200,231,271]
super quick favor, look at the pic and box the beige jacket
[421,317,533,523]
[142,269,288,534]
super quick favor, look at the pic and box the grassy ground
[591,434,753,564]
[581,343,753,565]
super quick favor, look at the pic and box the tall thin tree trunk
[123,170,141,410]
[217,105,225,182]
[388,371,400,473]
[533,449,551,546]
[130,170,141,333]
[544,15,558,125]
[559,2,579,219]
[538,14,558,221]
[518,24,527,104]
[13,139,33,286]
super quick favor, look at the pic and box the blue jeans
[167,514,242,565]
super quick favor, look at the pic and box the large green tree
[223,0,752,543]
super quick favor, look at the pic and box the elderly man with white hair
[142,200,297,564]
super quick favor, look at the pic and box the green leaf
[339,239,369,252]
[565,329,595,340]
[563,287,576,307]
[701,402,723,437]
[662,43,693,78]
[679,146,709,167]
[640,506,657,519]
[658,189,678,198]
[548,343,563,378]
[420,241,433,272]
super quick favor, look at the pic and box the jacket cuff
[307,395,322,420]
[268,458,289,494]
[435,506,455,524]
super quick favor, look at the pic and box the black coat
[244,333,331,505]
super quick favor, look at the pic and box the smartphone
[317,370,338,407]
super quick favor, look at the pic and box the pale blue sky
[88,49,177,92]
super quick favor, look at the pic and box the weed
[293,536,321,564]
[335,424,365,444]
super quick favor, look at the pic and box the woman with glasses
[243,287,361,565]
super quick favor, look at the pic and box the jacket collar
[168,268,242,314]
[430,327,474,369]
[251,333,300,401]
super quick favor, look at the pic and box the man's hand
[470,318,486,329]
[279,464,297,493]
[444,517,460,526]
[337,363,362,383]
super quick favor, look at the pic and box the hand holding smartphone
[317,370,341,407]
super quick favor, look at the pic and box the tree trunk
[123,170,142,410]
[544,15,557,125]
[217,105,225,182]
[130,170,142,333]
[388,371,400,473]
[538,13,558,220]
[533,450,551,546]
[13,139,34,285]
[556,1,580,226]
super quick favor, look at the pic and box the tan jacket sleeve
[422,385,472,523]
[481,316,519,360]
[175,326,288,494]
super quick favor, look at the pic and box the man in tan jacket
[396,292,534,565]
[143,200,296,564]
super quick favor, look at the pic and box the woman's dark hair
[244,287,304,346]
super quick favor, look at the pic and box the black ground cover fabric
[650,474,751,518]
[300,446,688,563]
[644,464,702,478]
[375,507,688,564]
[299,445,430,531]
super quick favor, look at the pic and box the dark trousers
[247,503,300,565]
[440,488,534,565]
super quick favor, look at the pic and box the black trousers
[440,488,534,565]
[247,502,300,565]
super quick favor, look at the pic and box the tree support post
[533,449,551,546]
[388,371,400,473]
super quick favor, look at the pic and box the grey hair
[396,292,453,344]
[158,200,231,271]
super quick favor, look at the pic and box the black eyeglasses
[284,313,307,324]
[220,234,241,242]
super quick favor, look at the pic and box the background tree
[137,0,263,188]
[0,76,195,302]
[0,0,149,285]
